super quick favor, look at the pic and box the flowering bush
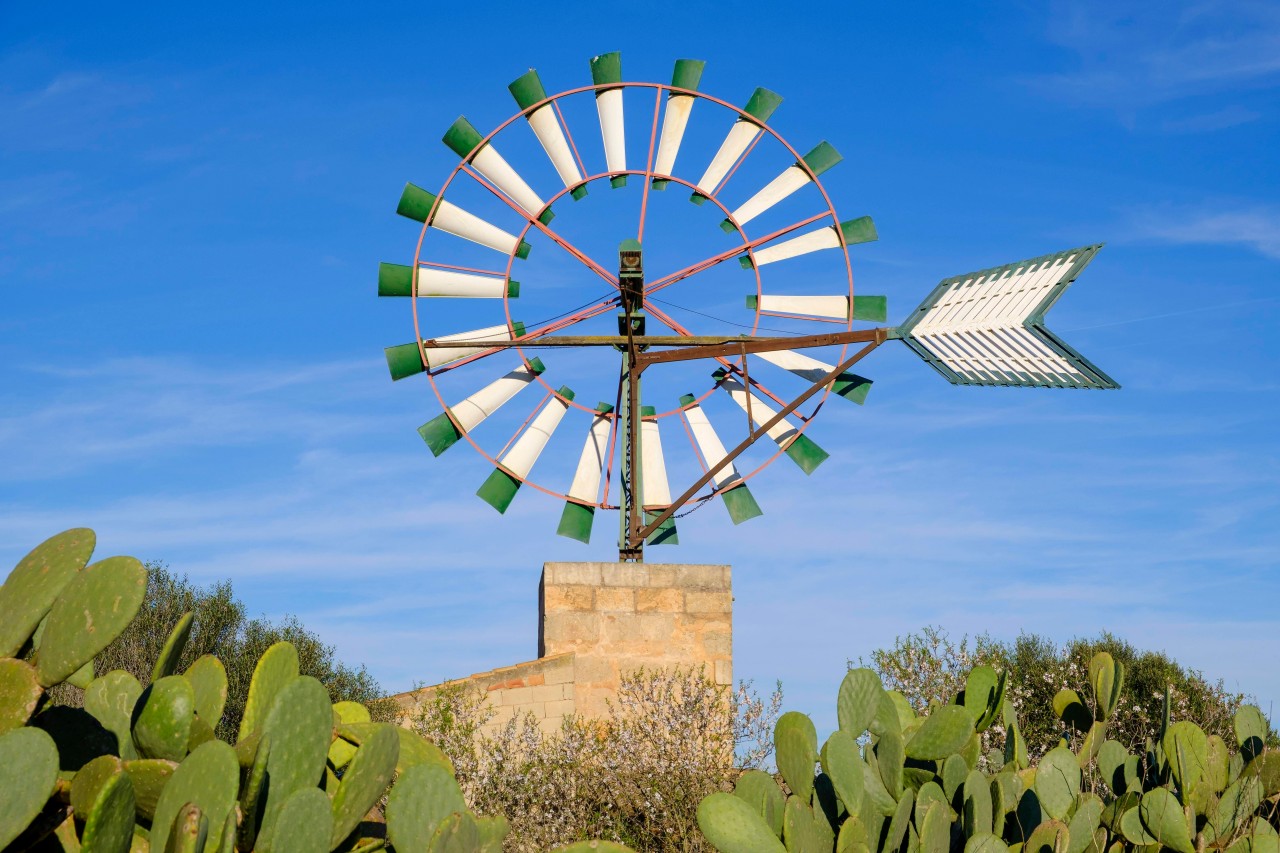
[411,668,782,852]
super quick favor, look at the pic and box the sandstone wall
[391,562,732,733]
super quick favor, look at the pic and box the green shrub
[862,626,1250,760]
[49,560,397,741]
[410,668,783,852]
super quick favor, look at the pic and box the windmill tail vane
[377,53,1119,560]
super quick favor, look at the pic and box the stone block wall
[391,562,732,733]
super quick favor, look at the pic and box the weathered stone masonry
[392,562,732,733]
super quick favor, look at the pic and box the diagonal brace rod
[630,336,885,546]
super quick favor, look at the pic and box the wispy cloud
[1126,203,1280,259]
[1160,105,1262,133]
[1030,0,1280,114]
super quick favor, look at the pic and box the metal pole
[630,337,885,545]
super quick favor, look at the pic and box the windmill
[381,55,1118,562]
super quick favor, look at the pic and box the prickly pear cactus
[0,529,639,853]
[700,660,1277,853]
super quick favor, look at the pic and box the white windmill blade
[745,294,887,323]
[754,349,873,404]
[639,406,678,545]
[894,244,1119,389]
[384,322,526,380]
[590,52,627,188]
[477,386,575,514]
[557,402,614,544]
[417,359,546,457]
[444,117,553,224]
[691,87,782,203]
[740,216,877,268]
[678,395,763,525]
[377,263,518,299]
[397,183,532,259]
[720,141,842,232]
[651,59,705,190]
[710,371,828,475]
[508,69,588,201]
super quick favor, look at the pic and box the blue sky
[2,1,1277,731]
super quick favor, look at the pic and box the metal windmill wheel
[380,54,1118,561]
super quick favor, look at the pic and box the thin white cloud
[1160,105,1262,133]
[1126,203,1280,259]
[1031,0,1280,112]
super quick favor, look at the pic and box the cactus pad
[821,730,864,817]
[697,792,787,853]
[238,640,300,743]
[1025,819,1069,853]
[151,611,194,682]
[332,700,370,723]
[132,675,195,762]
[1163,721,1209,794]
[964,834,1010,853]
[1065,794,1103,853]
[732,769,785,838]
[837,669,884,737]
[1138,788,1193,853]
[71,754,125,820]
[1033,747,1080,821]
[84,669,144,761]
[387,761,468,853]
[80,769,137,853]
[1234,705,1267,762]
[775,711,818,804]
[270,788,332,853]
[962,770,992,836]
[905,705,975,761]
[152,740,238,853]
[330,722,400,848]
[256,676,331,852]
[0,727,60,848]
[34,555,146,686]
[0,658,42,734]
[123,758,178,820]
[426,811,480,853]
[183,655,228,731]
[167,802,211,853]
[919,801,950,853]
[0,528,96,657]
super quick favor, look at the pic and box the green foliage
[411,667,783,852]
[701,653,1279,853]
[863,626,1259,761]
[49,560,397,742]
[1,528,635,853]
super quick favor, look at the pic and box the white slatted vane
[740,216,877,268]
[711,371,828,475]
[377,263,518,299]
[477,386,576,513]
[444,117,554,225]
[678,395,764,524]
[384,322,525,380]
[651,59,705,190]
[754,350,873,404]
[509,69,589,201]
[639,406,678,544]
[397,183,533,259]
[720,141,842,232]
[417,359,546,456]
[745,294,887,323]
[690,88,783,204]
[556,402,614,543]
[895,244,1119,389]
[591,52,627,188]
